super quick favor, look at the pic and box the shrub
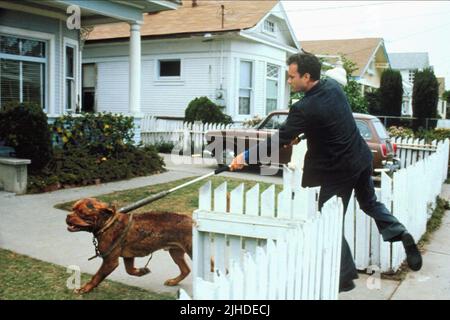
[379,69,403,117]
[388,126,414,138]
[51,112,135,157]
[27,144,165,194]
[185,96,232,125]
[151,141,175,154]
[0,101,53,173]
[412,68,439,130]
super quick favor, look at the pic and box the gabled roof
[87,0,278,42]
[300,38,384,77]
[388,52,430,70]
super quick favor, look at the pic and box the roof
[300,38,383,77]
[388,52,429,70]
[87,0,278,42]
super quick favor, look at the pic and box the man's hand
[283,136,301,148]
[230,153,246,171]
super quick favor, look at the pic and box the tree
[412,68,439,130]
[341,56,368,114]
[366,89,382,115]
[379,69,403,116]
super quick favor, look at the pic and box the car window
[355,120,372,140]
[260,114,288,129]
[372,120,389,139]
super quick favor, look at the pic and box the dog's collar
[95,212,120,237]
[89,213,134,261]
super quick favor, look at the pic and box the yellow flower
[101,157,107,161]
[104,124,110,129]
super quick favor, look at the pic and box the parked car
[205,110,400,173]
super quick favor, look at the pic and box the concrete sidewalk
[0,157,283,297]
[1,158,449,299]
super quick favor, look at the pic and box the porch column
[129,22,142,143]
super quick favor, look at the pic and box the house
[82,0,299,124]
[0,0,180,142]
[389,52,430,116]
[300,38,390,93]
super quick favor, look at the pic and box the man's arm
[230,106,307,171]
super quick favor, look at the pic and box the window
[159,59,181,78]
[82,63,96,113]
[264,20,275,33]
[266,63,279,114]
[260,113,287,130]
[239,61,252,115]
[65,45,76,111]
[372,120,389,139]
[409,69,416,83]
[355,120,372,140]
[0,35,46,108]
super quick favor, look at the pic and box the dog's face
[66,198,114,233]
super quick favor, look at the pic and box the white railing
[186,166,344,300]
[140,115,239,153]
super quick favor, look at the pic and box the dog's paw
[164,279,180,286]
[73,284,94,295]
[139,267,151,276]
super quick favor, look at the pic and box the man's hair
[287,51,321,81]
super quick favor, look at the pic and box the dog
[66,198,192,294]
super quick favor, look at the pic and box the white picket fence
[140,116,239,153]
[345,138,449,273]
[179,138,449,300]
[393,137,439,169]
[187,166,345,300]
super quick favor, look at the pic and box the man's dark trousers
[317,164,407,287]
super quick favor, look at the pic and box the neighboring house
[82,0,299,123]
[388,52,430,116]
[0,0,180,142]
[301,38,390,92]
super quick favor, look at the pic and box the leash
[88,213,134,261]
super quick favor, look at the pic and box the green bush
[0,101,53,173]
[27,144,165,194]
[388,126,450,143]
[151,141,175,154]
[51,112,134,157]
[185,97,233,125]
[25,112,165,193]
[412,68,439,130]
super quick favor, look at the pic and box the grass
[55,176,283,215]
[0,248,175,300]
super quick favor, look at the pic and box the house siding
[0,9,79,116]
[84,36,289,121]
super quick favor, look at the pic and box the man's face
[287,63,310,93]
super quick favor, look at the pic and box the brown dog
[66,198,192,294]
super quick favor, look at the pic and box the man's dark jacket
[248,78,373,187]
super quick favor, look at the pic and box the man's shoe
[339,280,355,293]
[401,232,422,271]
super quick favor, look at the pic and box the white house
[388,52,430,116]
[82,0,299,124]
[301,38,391,93]
[0,0,180,142]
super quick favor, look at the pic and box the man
[230,52,422,292]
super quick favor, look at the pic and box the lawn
[55,176,283,215]
[0,248,175,300]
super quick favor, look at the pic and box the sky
[281,1,450,90]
